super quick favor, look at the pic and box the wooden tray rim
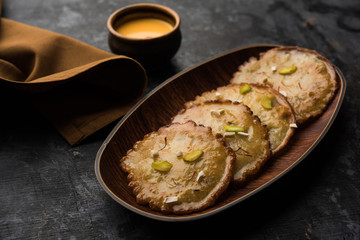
[94,44,347,222]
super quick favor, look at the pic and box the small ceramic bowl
[107,3,181,68]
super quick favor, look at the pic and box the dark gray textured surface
[1,0,359,239]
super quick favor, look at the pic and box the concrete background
[1,0,359,239]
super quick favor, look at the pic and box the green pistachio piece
[183,150,203,162]
[261,96,273,110]
[240,84,252,94]
[151,160,173,172]
[224,125,245,132]
[279,65,297,75]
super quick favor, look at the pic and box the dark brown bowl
[94,44,346,221]
[107,3,181,68]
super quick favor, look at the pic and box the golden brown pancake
[186,83,296,155]
[120,121,235,214]
[231,46,337,124]
[172,101,271,184]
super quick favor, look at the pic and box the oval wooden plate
[94,44,346,222]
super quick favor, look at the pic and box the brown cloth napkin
[0,18,147,146]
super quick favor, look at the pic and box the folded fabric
[0,18,147,146]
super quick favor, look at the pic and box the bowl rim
[107,3,181,42]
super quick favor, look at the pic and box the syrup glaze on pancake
[120,121,235,214]
[172,101,271,184]
[185,84,296,155]
[231,46,338,124]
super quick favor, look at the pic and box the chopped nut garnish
[279,90,287,97]
[271,66,277,72]
[164,196,178,204]
[184,150,204,162]
[240,84,252,94]
[196,170,205,182]
[215,92,221,97]
[211,109,225,117]
[224,125,245,132]
[237,132,249,136]
[210,110,221,117]
[290,123,298,128]
[261,96,272,110]
[175,152,183,157]
[151,160,173,172]
[279,65,297,75]
[224,132,236,137]
[150,150,159,158]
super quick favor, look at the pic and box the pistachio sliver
[279,65,297,75]
[184,150,203,162]
[151,160,173,172]
[240,84,252,94]
[224,125,245,132]
[261,96,273,110]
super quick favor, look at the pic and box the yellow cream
[116,18,173,39]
